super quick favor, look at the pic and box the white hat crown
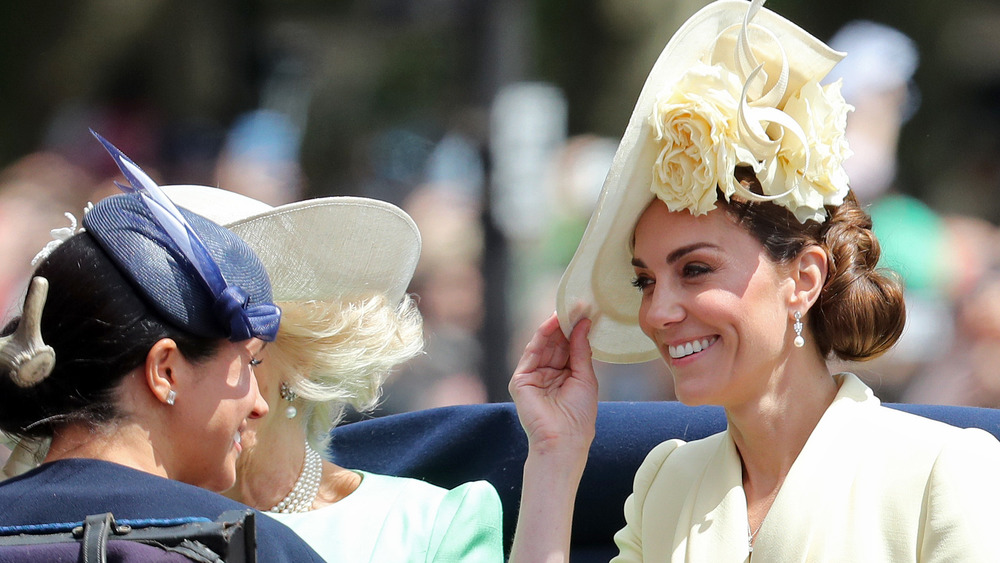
[161,186,421,307]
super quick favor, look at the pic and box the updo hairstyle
[720,167,906,361]
[0,233,220,439]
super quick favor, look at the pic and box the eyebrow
[631,242,720,268]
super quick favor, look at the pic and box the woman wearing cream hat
[164,186,504,562]
[507,0,1000,561]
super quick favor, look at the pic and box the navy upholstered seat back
[328,402,1000,561]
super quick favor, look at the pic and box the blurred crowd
[4,19,1000,416]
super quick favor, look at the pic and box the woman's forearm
[508,445,589,563]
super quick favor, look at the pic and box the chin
[671,378,723,408]
[674,393,714,408]
[205,469,238,494]
[202,453,240,493]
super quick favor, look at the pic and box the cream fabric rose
[775,79,854,223]
[648,63,756,215]
[647,60,854,224]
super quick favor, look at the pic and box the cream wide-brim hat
[556,0,844,363]
[162,186,420,306]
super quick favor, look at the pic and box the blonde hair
[267,294,423,454]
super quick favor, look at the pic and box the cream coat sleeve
[919,427,1000,562]
[611,439,684,563]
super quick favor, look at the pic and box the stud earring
[280,382,298,419]
[166,389,177,406]
[793,311,805,348]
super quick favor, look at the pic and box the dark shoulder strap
[0,509,255,563]
[81,513,114,563]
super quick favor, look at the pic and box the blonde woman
[166,187,504,562]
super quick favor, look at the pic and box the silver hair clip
[30,204,92,266]
[0,277,56,387]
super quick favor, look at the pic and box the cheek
[637,298,652,335]
[232,363,255,396]
[736,300,789,353]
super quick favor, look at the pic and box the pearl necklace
[268,441,323,513]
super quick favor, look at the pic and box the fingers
[534,313,567,369]
[569,319,595,373]
[567,317,599,398]
[567,317,592,363]
[514,313,565,374]
[510,313,591,399]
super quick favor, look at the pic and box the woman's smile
[667,336,718,359]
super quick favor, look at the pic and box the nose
[639,284,685,332]
[248,372,269,419]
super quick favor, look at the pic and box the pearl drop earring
[280,381,298,419]
[793,311,805,348]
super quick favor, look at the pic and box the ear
[788,244,828,314]
[145,338,180,406]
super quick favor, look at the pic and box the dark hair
[720,168,906,361]
[0,233,220,439]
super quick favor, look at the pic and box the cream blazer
[611,374,1000,562]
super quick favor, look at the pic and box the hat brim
[556,0,843,363]
[162,186,421,305]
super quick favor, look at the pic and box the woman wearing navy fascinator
[0,132,322,561]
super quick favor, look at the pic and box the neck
[228,420,307,509]
[228,419,361,511]
[45,421,169,479]
[727,356,838,543]
[726,355,837,488]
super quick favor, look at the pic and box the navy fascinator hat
[83,132,281,342]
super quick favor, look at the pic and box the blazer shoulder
[633,431,727,496]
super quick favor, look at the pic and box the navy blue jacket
[0,458,323,562]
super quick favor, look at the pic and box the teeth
[668,337,716,359]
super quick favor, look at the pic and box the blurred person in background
[823,20,957,401]
[825,20,1000,405]
[902,217,1000,408]
[0,153,102,317]
[379,184,491,414]
[214,110,305,207]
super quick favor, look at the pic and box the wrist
[525,442,590,481]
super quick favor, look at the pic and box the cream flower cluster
[648,62,853,224]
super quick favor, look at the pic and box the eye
[249,358,263,367]
[681,262,713,278]
[631,274,653,293]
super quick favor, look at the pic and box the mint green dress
[269,471,503,562]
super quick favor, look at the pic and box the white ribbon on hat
[726,0,811,203]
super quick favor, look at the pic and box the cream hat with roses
[557,0,851,363]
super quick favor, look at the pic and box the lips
[668,336,718,359]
